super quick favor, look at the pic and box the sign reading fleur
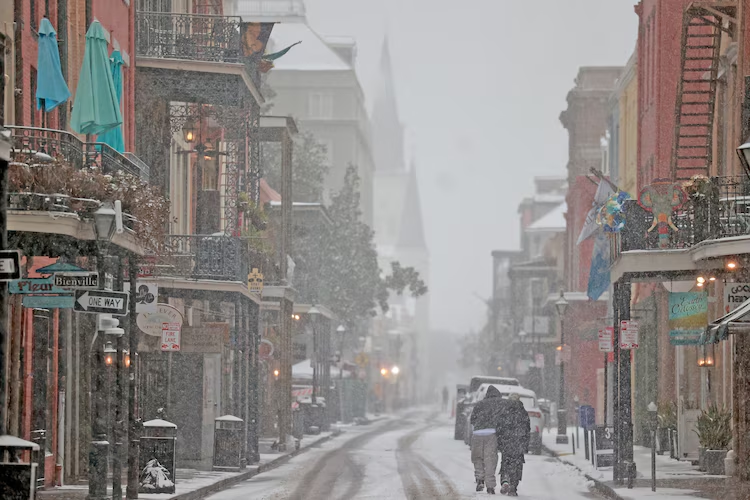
[248,268,264,294]
[638,180,688,249]
[669,292,708,345]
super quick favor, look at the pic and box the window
[308,92,333,119]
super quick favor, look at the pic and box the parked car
[466,384,543,455]
[468,375,520,393]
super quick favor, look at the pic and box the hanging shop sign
[161,322,181,352]
[669,292,708,346]
[724,283,750,314]
[598,327,614,352]
[23,295,75,309]
[620,320,639,350]
[248,268,264,294]
[126,282,158,313]
[137,303,183,337]
[10,277,68,295]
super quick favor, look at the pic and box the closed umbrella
[36,17,70,124]
[97,50,124,152]
[70,21,122,136]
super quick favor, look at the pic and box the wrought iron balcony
[159,234,246,282]
[618,176,750,254]
[136,12,242,64]
[6,126,149,181]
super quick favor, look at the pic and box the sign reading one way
[74,289,129,316]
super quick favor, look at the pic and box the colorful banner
[669,292,708,345]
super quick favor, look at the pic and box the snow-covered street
[207,411,601,499]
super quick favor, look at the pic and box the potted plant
[657,401,677,456]
[694,404,732,475]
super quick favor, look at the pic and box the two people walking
[469,386,530,496]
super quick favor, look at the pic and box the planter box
[705,449,727,475]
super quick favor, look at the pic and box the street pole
[112,258,124,500]
[613,282,621,484]
[555,291,569,444]
[619,281,635,487]
[89,245,109,500]
[0,126,10,437]
[126,259,140,499]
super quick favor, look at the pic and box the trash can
[138,419,177,494]
[0,435,39,500]
[213,415,245,471]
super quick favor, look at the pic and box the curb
[169,430,341,500]
[542,444,623,500]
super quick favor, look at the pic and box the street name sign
[620,320,639,350]
[54,272,99,289]
[0,250,21,281]
[74,290,129,316]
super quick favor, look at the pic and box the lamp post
[555,290,569,445]
[308,306,321,405]
[89,202,118,500]
[648,401,658,492]
[336,325,346,422]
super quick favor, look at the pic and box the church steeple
[371,38,406,172]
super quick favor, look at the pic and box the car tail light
[528,411,542,419]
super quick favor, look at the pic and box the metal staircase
[672,2,736,181]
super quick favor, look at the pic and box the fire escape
[672,2,737,181]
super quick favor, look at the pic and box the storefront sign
[669,292,708,345]
[137,304,183,337]
[724,283,750,314]
[23,295,74,309]
[620,320,639,350]
[125,282,158,313]
[161,322,181,352]
[9,277,67,294]
[598,327,614,352]
[180,323,229,353]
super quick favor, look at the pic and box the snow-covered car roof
[476,383,537,400]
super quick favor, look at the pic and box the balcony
[157,234,247,282]
[7,126,149,181]
[618,176,750,254]
[136,12,242,64]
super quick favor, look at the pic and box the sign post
[74,289,129,316]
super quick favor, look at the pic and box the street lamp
[89,201,118,500]
[308,305,321,404]
[555,290,569,445]
[647,401,658,492]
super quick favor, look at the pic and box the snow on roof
[526,202,567,233]
[268,22,351,71]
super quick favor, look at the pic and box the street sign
[534,353,545,369]
[161,322,181,351]
[125,282,157,313]
[74,289,129,316]
[598,327,614,352]
[620,320,639,349]
[248,268,264,294]
[54,272,98,289]
[137,304,183,337]
[0,250,21,281]
[594,425,615,468]
[22,295,75,309]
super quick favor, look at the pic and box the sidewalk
[541,427,744,499]
[38,430,340,500]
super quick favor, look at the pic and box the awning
[703,298,750,344]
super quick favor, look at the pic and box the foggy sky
[306,1,638,334]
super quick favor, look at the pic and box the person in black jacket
[497,393,530,496]
[469,386,504,494]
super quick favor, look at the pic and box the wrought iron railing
[136,12,242,64]
[6,126,149,180]
[618,176,750,254]
[161,234,247,282]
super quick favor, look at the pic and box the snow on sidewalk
[541,426,719,499]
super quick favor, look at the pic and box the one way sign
[74,290,129,316]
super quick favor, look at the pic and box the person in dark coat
[469,385,505,494]
[497,393,530,496]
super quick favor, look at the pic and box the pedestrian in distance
[469,385,504,494]
[442,385,449,412]
[497,393,530,496]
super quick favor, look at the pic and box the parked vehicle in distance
[466,384,543,455]
[454,384,469,440]
[468,375,520,393]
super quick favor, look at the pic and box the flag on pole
[577,180,614,245]
[587,233,611,301]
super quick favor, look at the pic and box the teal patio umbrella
[36,17,70,124]
[70,21,122,136]
[97,50,124,152]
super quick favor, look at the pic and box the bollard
[584,428,590,460]
[572,432,576,455]
[651,429,656,492]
